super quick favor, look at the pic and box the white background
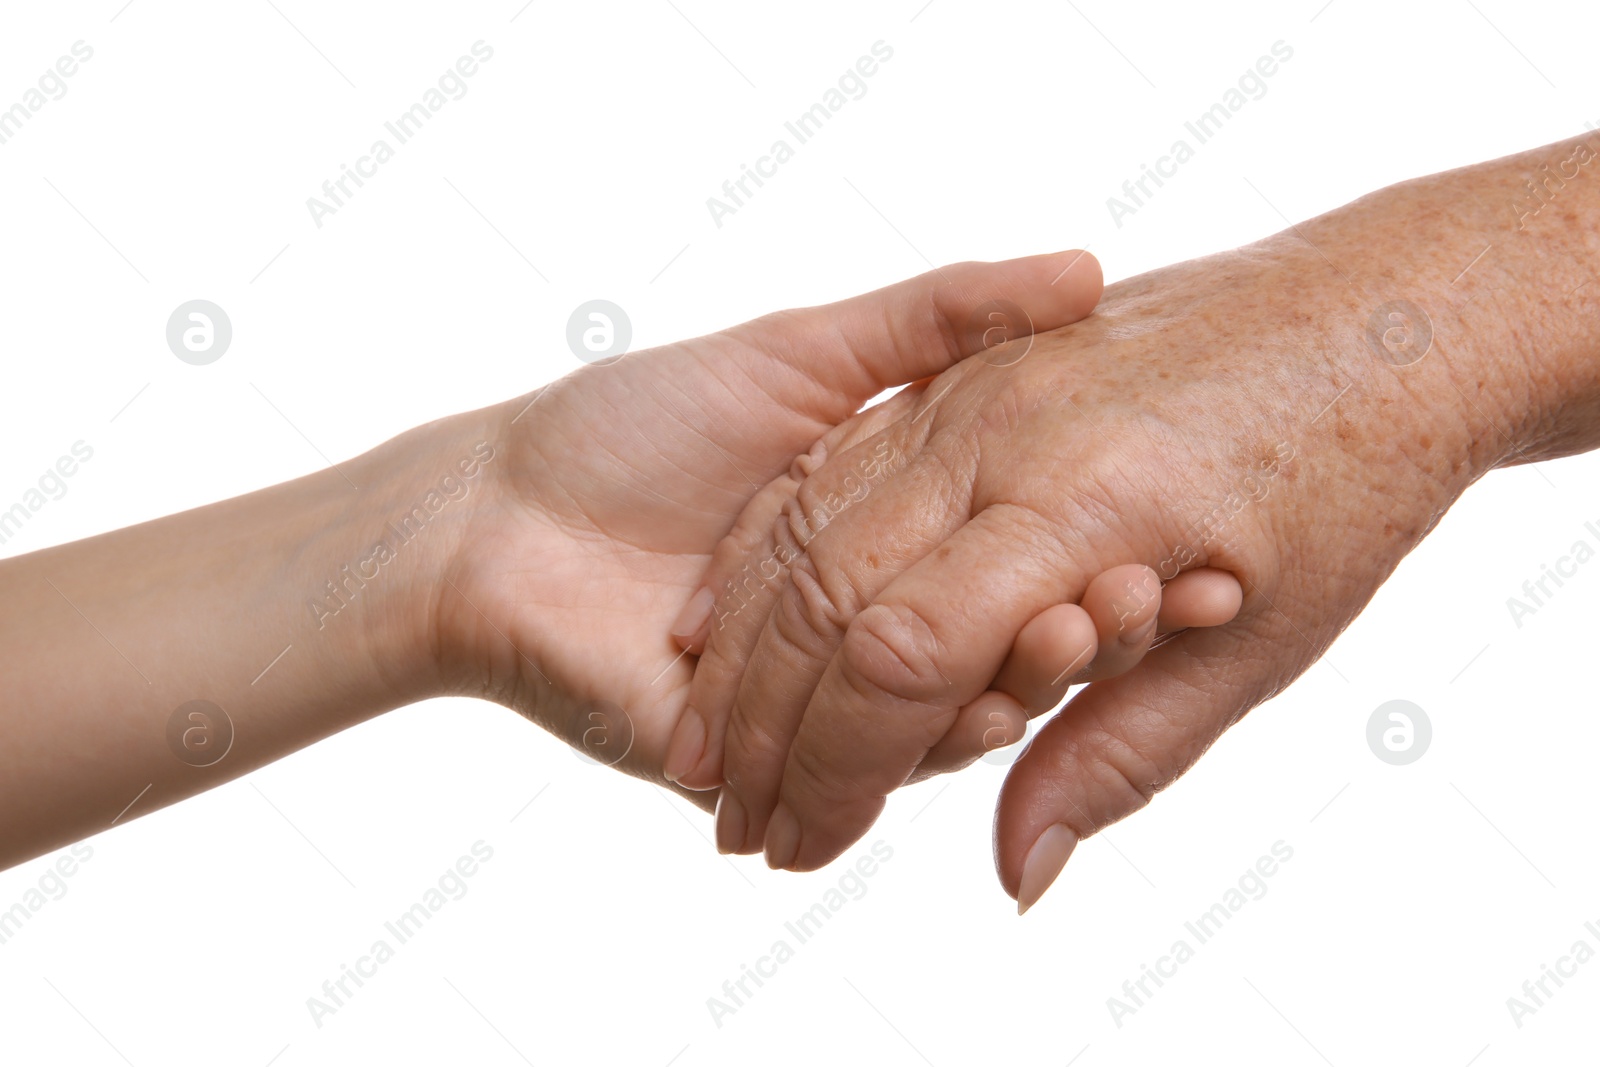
[1,0,1597,1063]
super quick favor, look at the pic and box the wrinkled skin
[682,230,1501,888]
[425,254,1103,809]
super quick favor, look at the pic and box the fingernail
[662,711,705,784]
[670,588,714,641]
[1017,823,1077,915]
[715,790,746,855]
[764,802,802,871]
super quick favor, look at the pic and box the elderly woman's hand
[669,134,1600,907]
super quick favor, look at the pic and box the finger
[913,690,1029,783]
[990,604,1100,716]
[1074,565,1163,683]
[1158,567,1243,631]
[663,393,923,791]
[987,568,1242,710]
[761,505,1096,871]
[661,462,803,792]
[970,564,1165,725]
[920,567,1249,778]
[668,253,1103,797]
[681,246,1107,671]
[916,598,1098,780]
[669,389,922,656]
[669,460,812,659]
[716,448,974,853]
[995,627,1260,914]
[741,251,1102,424]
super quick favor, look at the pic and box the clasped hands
[443,233,1468,913]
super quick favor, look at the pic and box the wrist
[1330,136,1600,479]
[1260,138,1600,505]
[1474,134,1600,466]
[340,407,508,707]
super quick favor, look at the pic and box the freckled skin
[684,133,1600,884]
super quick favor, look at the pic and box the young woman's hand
[434,252,1104,806]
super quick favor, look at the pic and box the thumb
[995,626,1269,914]
[733,250,1102,424]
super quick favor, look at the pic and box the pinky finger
[912,568,1244,781]
[912,691,1028,782]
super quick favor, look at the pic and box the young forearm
[0,413,492,868]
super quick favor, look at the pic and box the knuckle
[711,490,790,586]
[839,603,954,713]
[712,549,787,635]
[971,388,1031,441]
[769,496,807,569]
[771,551,856,662]
[1054,722,1168,839]
[791,464,873,539]
[1092,734,1165,814]
[791,438,828,481]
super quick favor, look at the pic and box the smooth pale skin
[0,251,1111,871]
[674,132,1600,911]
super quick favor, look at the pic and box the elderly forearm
[1278,132,1600,476]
